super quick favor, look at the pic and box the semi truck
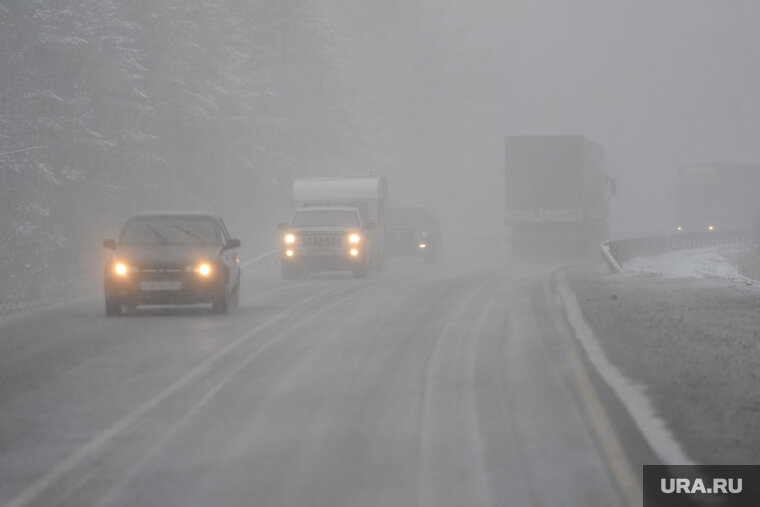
[674,164,760,233]
[504,135,614,255]
[279,176,388,278]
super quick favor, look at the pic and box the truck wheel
[105,298,121,316]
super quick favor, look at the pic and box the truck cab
[282,176,388,277]
[280,206,373,279]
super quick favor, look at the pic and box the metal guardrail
[601,230,757,274]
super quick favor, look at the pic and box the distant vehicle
[279,207,371,278]
[102,211,241,315]
[674,164,760,233]
[279,176,388,278]
[387,206,440,263]
[504,135,615,255]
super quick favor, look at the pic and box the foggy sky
[422,0,760,235]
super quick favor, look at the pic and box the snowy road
[0,250,640,507]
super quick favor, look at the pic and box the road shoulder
[565,265,760,465]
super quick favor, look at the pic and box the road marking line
[42,466,97,507]
[462,291,500,507]
[241,249,279,269]
[0,295,100,327]
[93,284,378,507]
[0,253,276,328]
[555,272,695,467]
[2,284,348,507]
[543,278,642,507]
[417,280,494,507]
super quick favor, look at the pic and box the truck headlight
[349,248,359,257]
[197,263,212,276]
[284,233,296,244]
[348,233,360,244]
[114,262,128,276]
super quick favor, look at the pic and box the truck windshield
[120,217,220,245]
[292,210,359,227]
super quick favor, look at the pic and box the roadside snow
[623,247,753,282]
[557,273,694,466]
[567,267,760,465]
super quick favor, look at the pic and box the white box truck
[279,176,388,278]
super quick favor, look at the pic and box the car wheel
[230,281,240,308]
[212,291,229,314]
[105,298,121,316]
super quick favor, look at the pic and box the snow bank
[623,247,752,281]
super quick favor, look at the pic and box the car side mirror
[103,239,117,250]
[224,238,241,250]
[277,222,288,231]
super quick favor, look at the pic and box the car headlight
[418,243,427,249]
[114,262,128,276]
[348,233,360,244]
[349,248,359,257]
[707,225,715,231]
[198,263,212,276]
[284,233,296,244]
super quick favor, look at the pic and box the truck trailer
[674,164,760,233]
[504,135,614,255]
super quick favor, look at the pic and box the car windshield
[292,210,359,227]
[120,217,219,245]
[388,208,432,229]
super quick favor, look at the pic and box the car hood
[114,244,223,266]
[289,226,359,233]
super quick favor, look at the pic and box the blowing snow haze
[3,2,760,507]
[3,1,760,290]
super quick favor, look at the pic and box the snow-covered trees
[0,0,366,304]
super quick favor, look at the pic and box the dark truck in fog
[387,206,440,263]
[504,135,615,256]
[103,211,241,315]
[674,164,760,233]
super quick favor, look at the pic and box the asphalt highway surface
[0,248,634,507]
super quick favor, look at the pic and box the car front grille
[140,267,183,280]
[300,235,343,248]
